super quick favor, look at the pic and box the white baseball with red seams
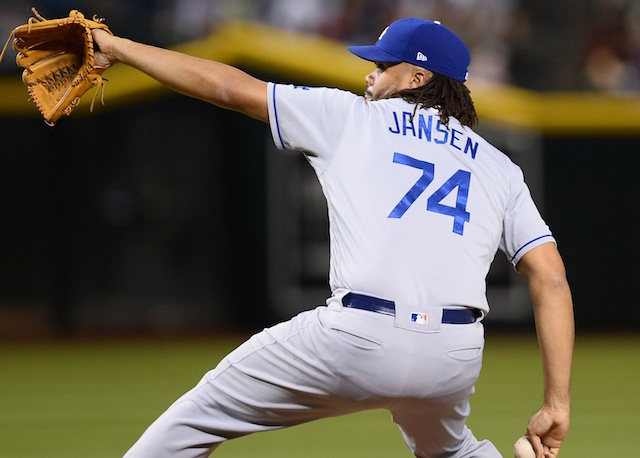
[514,436,537,458]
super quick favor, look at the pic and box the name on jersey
[387,111,479,160]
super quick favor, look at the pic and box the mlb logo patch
[410,313,428,325]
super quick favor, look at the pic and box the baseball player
[93,17,574,458]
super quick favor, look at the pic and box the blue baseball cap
[348,18,470,82]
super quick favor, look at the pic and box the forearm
[517,243,574,456]
[519,243,574,409]
[531,277,574,408]
[105,36,268,121]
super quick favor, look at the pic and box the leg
[388,322,501,457]
[390,391,502,458]
[123,307,378,457]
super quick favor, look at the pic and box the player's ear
[411,67,432,88]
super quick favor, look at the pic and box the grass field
[1,331,638,457]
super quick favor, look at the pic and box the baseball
[513,436,536,458]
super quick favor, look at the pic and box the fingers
[526,410,549,448]
[92,29,117,68]
[92,29,113,52]
[525,405,570,458]
[527,434,544,458]
[526,434,560,458]
[543,444,560,458]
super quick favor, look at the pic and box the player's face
[364,62,419,101]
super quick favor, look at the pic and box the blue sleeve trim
[510,234,554,263]
[272,84,286,150]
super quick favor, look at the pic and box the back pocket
[331,328,382,350]
[446,346,482,362]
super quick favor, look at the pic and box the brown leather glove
[0,8,112,125]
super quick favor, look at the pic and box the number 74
[388,152,471,236]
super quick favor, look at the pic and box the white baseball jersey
[124,82,523,458]
[267,83,554,314]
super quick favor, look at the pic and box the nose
[365,70,375,86]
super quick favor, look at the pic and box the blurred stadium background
[1,0,639,456]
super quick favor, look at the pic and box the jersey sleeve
[267,83,360,172]
[500,167,555,268]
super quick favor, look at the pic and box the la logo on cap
[378,26,389,40]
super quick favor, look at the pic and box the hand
[92,28,118,69]
[525,404,570,457]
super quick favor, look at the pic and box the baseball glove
[0,8,112,126]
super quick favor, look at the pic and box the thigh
[388,323,500,457]
[402,321,486,398]
[390,392,501,458]
[123,308,363,457]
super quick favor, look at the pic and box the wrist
[543,397,570,412]
[109,36,126,63]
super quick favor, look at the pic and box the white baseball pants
[123,305,502,457]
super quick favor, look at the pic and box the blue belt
[342,293,481,324]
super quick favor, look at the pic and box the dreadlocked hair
[393,72,478,128]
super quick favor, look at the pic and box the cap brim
[347,44,403,63]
